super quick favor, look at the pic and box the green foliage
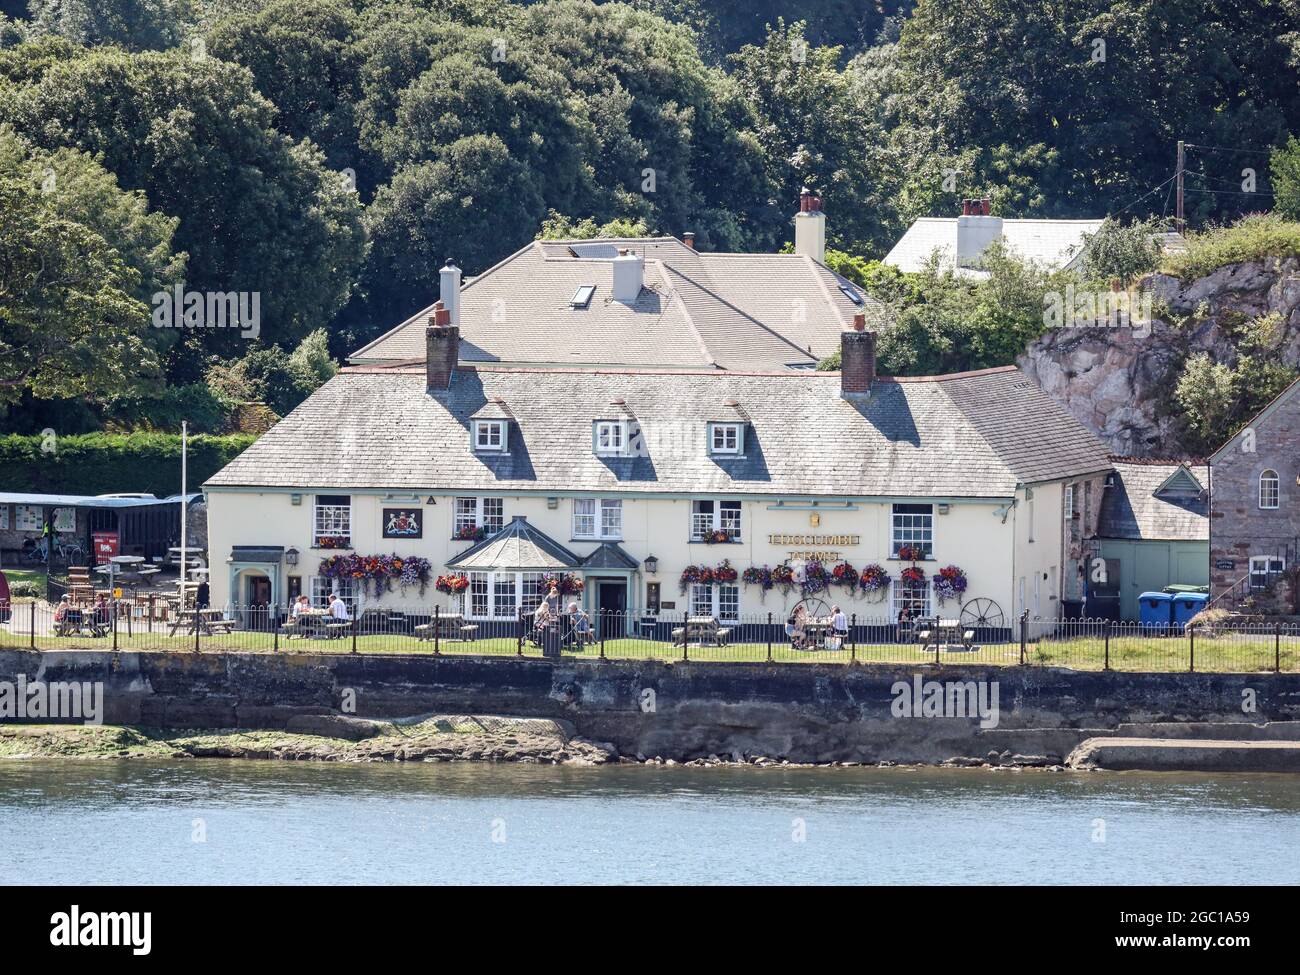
[0,432,256,495]
[27,0,184,51]
[107,383,234,434]
[205,329,338,417]
[1271,136,1300,221]
[1174,314,1297,454]
[1164,215,1300,282]
[1079,218,1164,287]
[537,212,653,240]
[0,127,161,404]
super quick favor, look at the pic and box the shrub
[1163,214,1300,281]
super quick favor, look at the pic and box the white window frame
[313,495,351,542]
[708,422,744,456]
[891,504,933,558]
[454,497,504,536]
[1259,470,1280,510]
[573,498,622,540]
[690,583,739,622]
[690,499,742,541]
[593,420,628,457]
[891,578,932,619]
[1249,555,1285,591]
[310,576,357,614]
[473,419,508,453]
[464,570,549,621]
[14,505,41,532]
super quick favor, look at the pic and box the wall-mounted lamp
[937,503,950,515]
[290,494,302,506]
[644,554,659,575]
[547,497,559,509]
[285,547,299,566]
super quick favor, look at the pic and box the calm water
[0,760,1297,885]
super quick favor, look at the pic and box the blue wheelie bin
[1138,591,1173,633]
[1172,591,1208,627]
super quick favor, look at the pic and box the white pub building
[205,231,1109,633]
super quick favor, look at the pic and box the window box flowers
[933,565,968,604]
[702,529,733,544]
[453,525,488,542]
[314,535,351,550]
[896,544,928,562]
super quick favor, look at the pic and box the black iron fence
[0,603,1297,673]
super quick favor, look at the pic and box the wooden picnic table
[169,608,234,636]
[414,612,479,642]
[672,616,731,647]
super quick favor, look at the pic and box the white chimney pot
[612,249,644,303]
[439,261,462,326]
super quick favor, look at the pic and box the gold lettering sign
[767,534,860,546]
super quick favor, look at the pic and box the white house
[204,309,1111,631]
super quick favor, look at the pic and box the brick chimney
[841,313,875,398]
[682,231,696,250]
[793,187,826,263]
[426,300,457,390]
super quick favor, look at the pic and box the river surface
[1,760,1297,885]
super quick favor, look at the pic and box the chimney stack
[682,231,696,250]
[840,321,876,398]
[956,199,1001,269]
[426,300,458,390]
[793,187,826,264]
[612,247,644,303]
[439,260,462,327]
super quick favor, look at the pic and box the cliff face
[1019,257,1300,456]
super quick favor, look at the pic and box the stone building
[1208,378,1300,610]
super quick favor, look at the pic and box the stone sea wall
[4,649,1300,765]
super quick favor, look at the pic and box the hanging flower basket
[900,565,926,585]
[770,562,796,595]
[321,553,433,597]
[858,563,891,600]
[435,573,469,595]
[933,565,968,604]
[830,561,859,589]
[714,559,738,583]
[540,573,584,596]
[742,565,773,590]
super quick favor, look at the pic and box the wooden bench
[672,617,731,647]
[413,616,478,642]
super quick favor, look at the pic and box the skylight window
[839,284,864,305]
[571,285,596,309]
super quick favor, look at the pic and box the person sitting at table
[53,595,71,624]
[328,592,350,621]
[830,605,848,646]
[545,585,561,616]
[896,606,912,643]
[291,595,310,617]
[91,594,112,630]
[789,604,809,650]
[567,602,591,648]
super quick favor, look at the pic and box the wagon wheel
[960,598,1005,630]
[791,596,833,620]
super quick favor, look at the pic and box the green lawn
[0,567,46,595]
[2,622,1295,672]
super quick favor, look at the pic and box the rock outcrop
[1019,257,1300,456]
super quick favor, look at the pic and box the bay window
[574,498,622,539]
[690,499,742,541]
[462,570,550,620]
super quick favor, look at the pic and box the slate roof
[205,364,1111,499]
[1097,460,1209,541]
[883,218,1105,278]
[349,238,882,370]
[446,515,580,570]
[580,542,640,570]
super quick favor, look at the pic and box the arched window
[1259,470,1280,509]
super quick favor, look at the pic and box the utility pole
[1175,140,1185,232]
[178,420,188,610]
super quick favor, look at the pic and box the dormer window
[709,422,744,455]
[594,420,628,457]
[473,419,507,453]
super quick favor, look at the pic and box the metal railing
[0,603,1295,673]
